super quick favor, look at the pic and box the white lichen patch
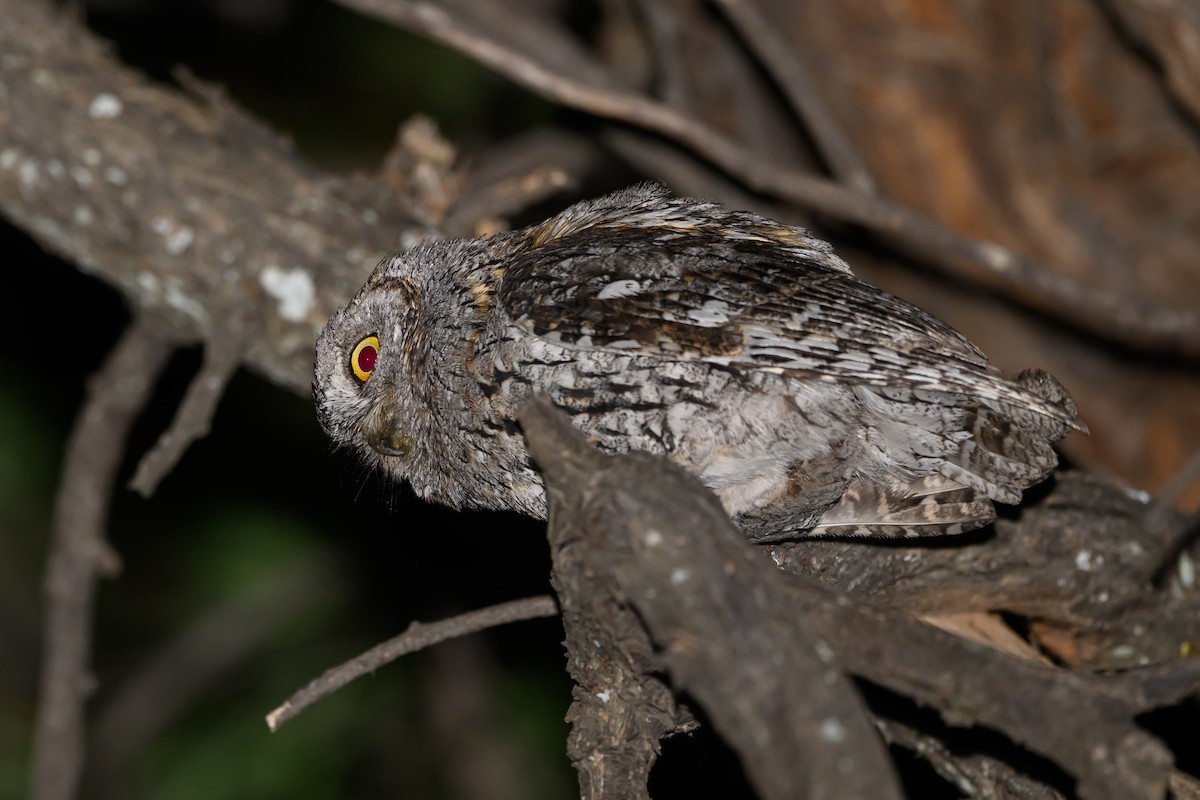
[1178,551,1195,589]
[979,242,1013,272]
[260,266,316,323]
[819,718,846,744]
[18,159,39,188]
[1109,644,1135,660]
[88,93,124,120]
[137,272,160,293]
[164,282,208,324]
[150,214,195,255]
[164,227,194,255]
[1123,486,1152,504]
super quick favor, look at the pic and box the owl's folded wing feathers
[499,223,1080,431]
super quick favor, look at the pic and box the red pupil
[357,345,377,373]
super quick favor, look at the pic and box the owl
[314,184,1083,541]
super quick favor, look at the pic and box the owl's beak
[366,429,412,459]
[363,400,413,459]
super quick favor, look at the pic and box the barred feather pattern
[314,184,1084,540]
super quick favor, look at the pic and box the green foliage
[137,673,392,800]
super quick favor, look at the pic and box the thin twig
[332,0,848,201]
[633,0,692,110]
[1147,445,1200,584]
[1101,0,1200,122]
[266,594,559,731]
[129,312,252,497]
[332,0,1200,356]
[876,718,1067,800]
[603,127,770,216]
[32,318,173,800]
[444,129,594,234]
[710,0,876,193]
[1171,770,1200,800]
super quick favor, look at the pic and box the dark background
[3,1,1199,798]
[1,3,577,798]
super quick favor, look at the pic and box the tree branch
[331,0,1200,356]
[0,0,460,396]
[518,398,1197,800]
[129,308,253,496]
[31,318,173,800]
[1102,0,1200,122]
[266,595,559,732]
[710,0,876,192]
[521,397,904,800]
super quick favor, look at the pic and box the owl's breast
[444,322,866,521]
[397,325,548,516]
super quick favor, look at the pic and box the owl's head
[312,237,505,495]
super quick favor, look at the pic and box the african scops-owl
[314,184,1082,541]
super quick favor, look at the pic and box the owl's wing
[499,224,1074,410]
[499,224,1082,427]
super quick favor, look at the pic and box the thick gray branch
[522,398,903,800]
[519,398,1195,800]
[0,0,429,394]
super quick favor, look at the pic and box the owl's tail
[937,369,1083,504]
[812,369,1082,538]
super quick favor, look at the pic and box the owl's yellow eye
[350,335,380,382]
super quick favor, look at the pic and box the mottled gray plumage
[314,184,1083,541]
